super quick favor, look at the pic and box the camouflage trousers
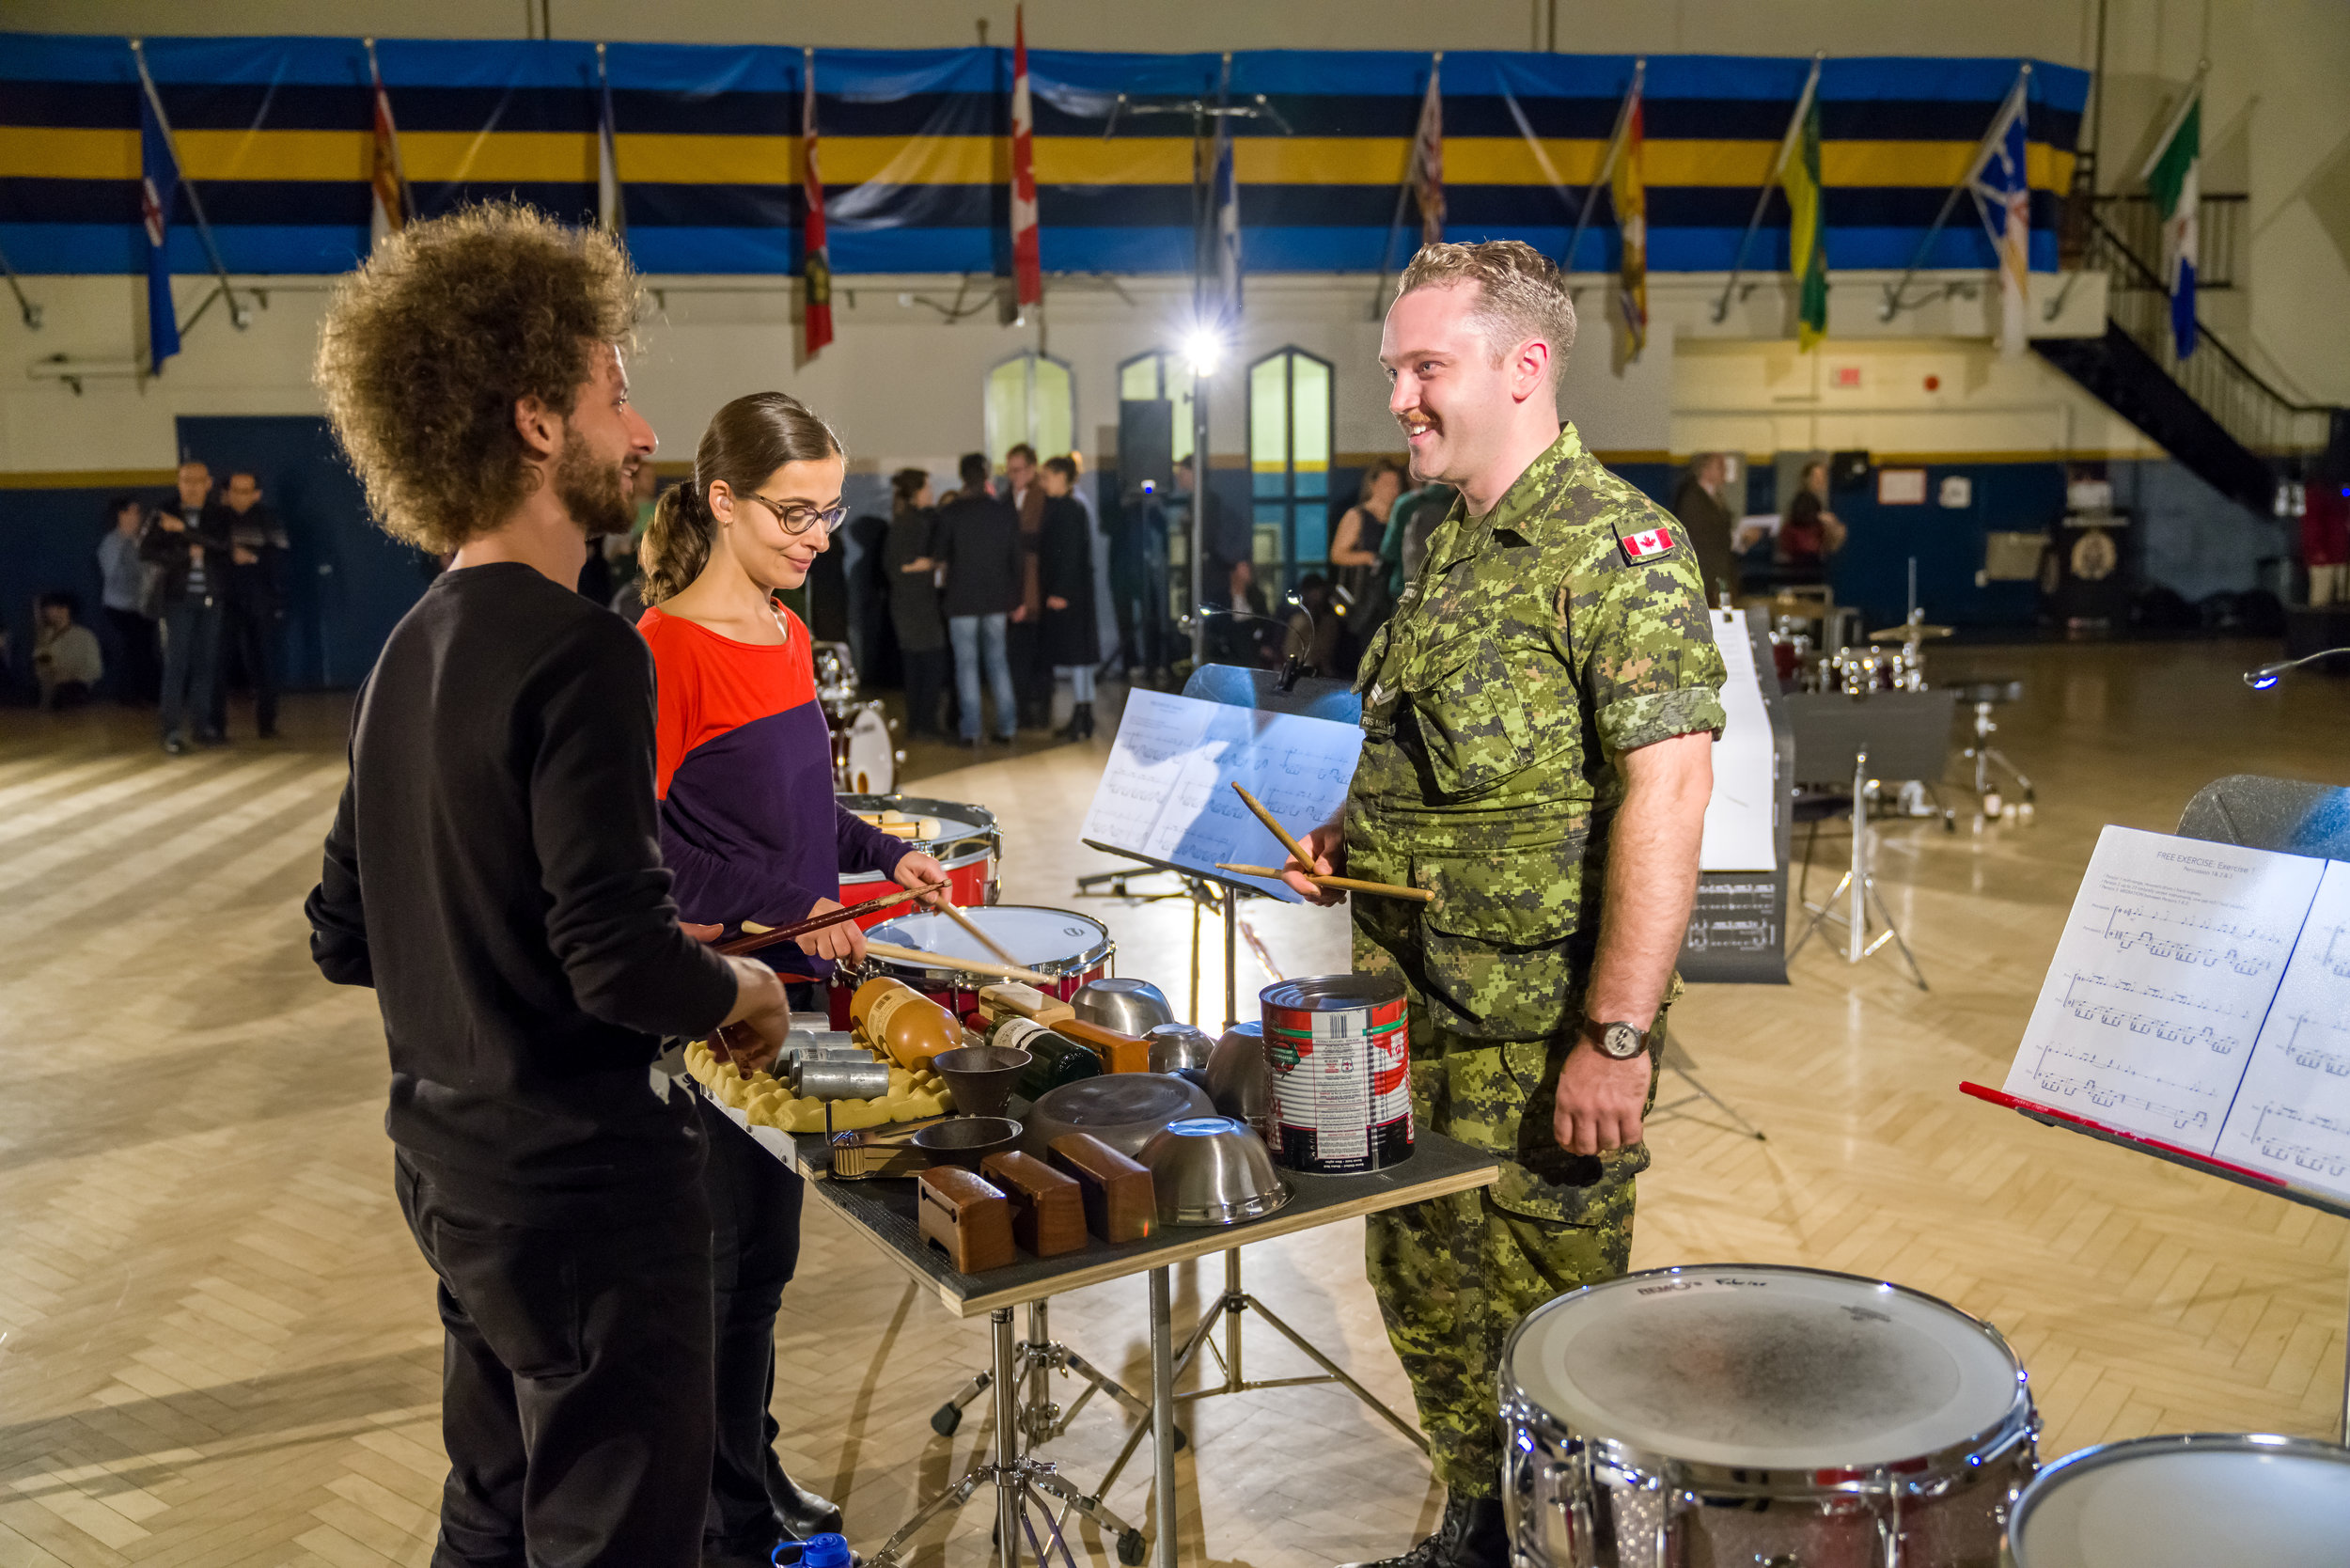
[1358,942,1661,1497]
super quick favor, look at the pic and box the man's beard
[552,434,636,541]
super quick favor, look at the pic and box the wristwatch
[1582,1019,1648,1061]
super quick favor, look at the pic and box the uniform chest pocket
[1398,633,1544,800]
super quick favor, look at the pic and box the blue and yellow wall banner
[0,36,2088,277]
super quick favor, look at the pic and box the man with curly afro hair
[304,203,791,1567]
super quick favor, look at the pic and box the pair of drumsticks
[715,880,1060,985]
[1219,784,1434,903]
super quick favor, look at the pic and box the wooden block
[1046,1132,1155,1244]
[979,981,1076,1027]
[981,1151,1089,1258]
[1050,1019,1152,1075]
[916,1167,1017,1273]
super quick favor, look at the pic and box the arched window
[985,352,1074,467]
[1247,346,1333,584]
[1116,350,1196,464]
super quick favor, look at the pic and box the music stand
[1783,690,1956,989]
[1966,773,2350,1442]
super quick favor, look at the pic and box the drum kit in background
[1768,609,1950,698]
[818,640,901,794]
[1499,1262,2350,1568]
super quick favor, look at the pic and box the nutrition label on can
[1264,999,1412,1173]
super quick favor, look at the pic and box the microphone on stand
[2242,647,2350,690]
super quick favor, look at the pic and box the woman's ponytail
[639,478,713,605]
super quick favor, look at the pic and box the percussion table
[692,1072,1497,1568]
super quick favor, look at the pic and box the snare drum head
[869,905,1111,975]
[2010,1435,2350,1568]
[1508,1266,2023,1471]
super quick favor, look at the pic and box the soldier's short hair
[1396,240,1577,379]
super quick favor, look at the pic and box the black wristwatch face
[1596,1022,1646,1059]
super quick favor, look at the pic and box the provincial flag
[2142,85,2201,358]
[1611,81,1648,357]
[1010,5,1042,313]
[1966,70,2031,356]
[365,40,409,253]
[801,48,833,357]
[136,71,180,374]
[1780,95,1827,351]
[1411,56,1444,244]
[1213,120,1242,325]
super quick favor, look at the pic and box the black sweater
[305,563,738,1222]
[936,492,1024,618]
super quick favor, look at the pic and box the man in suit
[1000,442,1048,728]
[1670,452,1737,607]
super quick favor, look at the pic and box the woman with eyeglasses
[637,391,947,1567]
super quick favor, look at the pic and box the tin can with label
[1259,975,1413,1173]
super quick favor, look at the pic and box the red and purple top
[640,602,908,978]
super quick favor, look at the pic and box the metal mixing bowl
[1203,1021,1271,1131]
[1144,1023,1215,1074]
[1019,1073,1214,1160]
[1073,978,1176,1037]
[910,1115,1023,1170]
[1137,1116,1291,1227]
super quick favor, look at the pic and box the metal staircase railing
[2077,210,2336,462]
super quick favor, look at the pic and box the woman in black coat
[1037,456,1100,741]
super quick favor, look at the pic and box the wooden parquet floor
[0,638,2343,1566]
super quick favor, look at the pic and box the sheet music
[1700,609,1776,872]
[1080,689,1364,902]
[2002,825,2323,1153]
[2212,859,2350,1192]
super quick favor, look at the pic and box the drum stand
[871,1306,1149,1568]
[1790,748,1930,990]
[1958,685,2036,815]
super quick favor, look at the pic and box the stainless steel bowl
[910,1115,1023,1170]
[1137,1116,1291,1227]
[1203,1022,1271,1131]
[1144,1023,1215,1074]
[1019,1073,1214,1160]
[1073,978,1176,1037]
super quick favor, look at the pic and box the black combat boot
[1340,1493,1507,1568]
[769,1466,845,1540]
[1057,701,1094,742]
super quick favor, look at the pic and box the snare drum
[825,904,1113,1028]
[1502,1264,2037,1568]
[837,793,1002,917]
[2004,1433,2350,1568]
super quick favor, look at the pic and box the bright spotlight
[1183,325,1222,377]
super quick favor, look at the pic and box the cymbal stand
[1790,747,1929,990]
[1961,697,2036,815]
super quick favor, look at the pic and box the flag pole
[1368,51,1438,320]
[1880,60,2029,321]
[130,38,247,331]
[1563,57,1641,275]
[1712,50,1822,323]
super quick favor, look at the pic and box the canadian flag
[1622,527,1676,560]
[1010,5,1042,313]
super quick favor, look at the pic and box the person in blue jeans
[142,459,230,754]
[935,452,1023,746]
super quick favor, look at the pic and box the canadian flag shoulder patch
[1622,526,1677,561]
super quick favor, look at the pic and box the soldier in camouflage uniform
[1287,242,1724,1568]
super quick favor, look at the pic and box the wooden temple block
[981,1150,1088,1258]
[1046,1132,1155,1244]
[916,1166,1016,1273]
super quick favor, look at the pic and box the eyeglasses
[741,492,848,536]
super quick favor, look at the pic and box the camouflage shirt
[1347,421,1726,1041]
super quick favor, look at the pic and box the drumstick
[864,938,1059,988]
[716,880,948,957]
[1215,861,1434,902]
[1230,783,1315,868]
[936,900,1025,969]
